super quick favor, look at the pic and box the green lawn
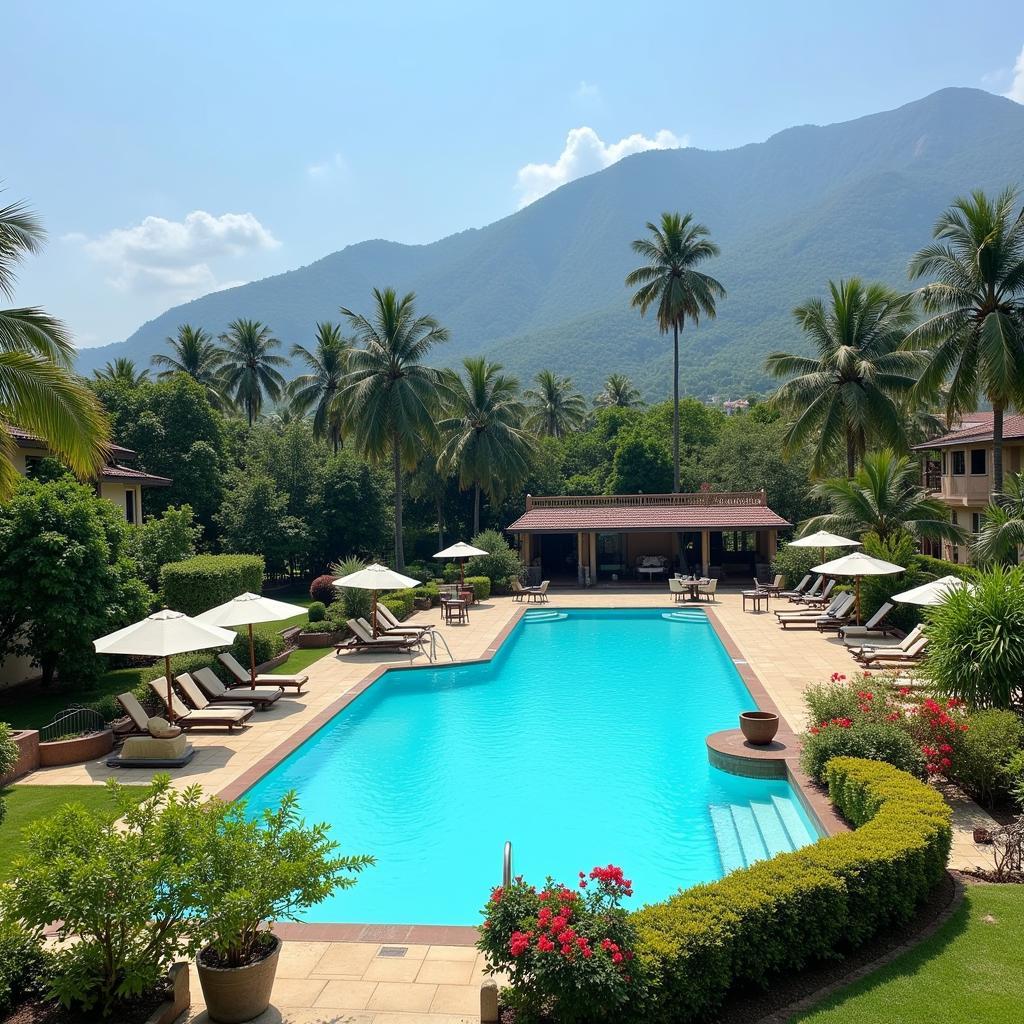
[795,885,1024,1023]
[274,644,334,675]
[0,785,149,880]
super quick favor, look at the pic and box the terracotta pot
[197,934,281,1023]
[973,827,992,844]
[739,711,779,745]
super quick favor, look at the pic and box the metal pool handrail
[429,629,455,662]
[503,840,513,887]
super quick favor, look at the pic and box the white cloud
[574,80,601,102]
[70,210,278,294]
[1005,44,1024,102]
[307,152,349,180]
[515,126,688,208]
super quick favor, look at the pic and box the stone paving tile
[367,981,438,1012]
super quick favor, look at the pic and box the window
[952,451,966,475]
[972,512,982,533]
[951,510,958,527]
[941,452,947,475]
[970,449,987,475]
[125,489,136,524]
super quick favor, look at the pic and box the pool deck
[20,587,999,1024]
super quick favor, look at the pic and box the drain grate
[378,946,408,958]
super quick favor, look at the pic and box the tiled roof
[913,414,1024,450]
[7,423,136,459]
[100,464,172,486]
[508,503,790,532]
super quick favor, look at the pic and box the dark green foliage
[800,721,927,783]
[159,554,264,616]
[466,529,523,588]
[0,724,18,825]
[950,710,1024,807]
[632,758,951,1023]
[608,429,673,494]
[0,922,49,1013]
[125,504,201,590]
[0,478,153,685]
[380,590,416,621]
[307,601,326,623]
[216,472,308,575]
[772,543,827,593]
[463,576,491,601]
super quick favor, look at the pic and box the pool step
[709,795,817,874]
[661,611,708,623]
[522,610,568,623]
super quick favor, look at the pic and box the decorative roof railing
[525,490,767,510]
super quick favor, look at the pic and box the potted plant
[189,791,373,1023]
[739,710,780,745]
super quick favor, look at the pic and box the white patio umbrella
[789,530,861,565]
[812,551,905,625]
[333,563,420,635]
[891,575,975,607]
[94,610,236,722]
[434,541,488,586]
[195,592,308,688]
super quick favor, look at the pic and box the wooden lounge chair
[794,579,836,606]
[147,678,254,731]
[816,593,859,632]
[183,669,283,711]
[336,619,426,654]
[858,636,929,667]
[775,593,846,622]
[849,625,924,661]
[839,602,898,642]
[778,574,812,600]
[753,574,783,594]
[780,593,854,630]
[218,651,309,694]
[108,694,195,768]
[376,604,432,637]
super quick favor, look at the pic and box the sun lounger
[177,671,280,714]
[838,602,898,641]
[218,651,308,693]
[815,593,858,631]
[778,574,812,600]
[191,667,284,708]
[148,678,254,730]
[776,593,846,621]
[794,579,836,606]
[779,593,854,629]
[108,694,195,768]
[376,605,433,637]
[336,619,427,654]
[858,636,929,667]
[849,624,924,660]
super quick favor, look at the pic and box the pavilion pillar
[588,532,597,586]
[577,531,585,586]
[767,529,778,561]
[520,533,531,567]
[700,528,711,577]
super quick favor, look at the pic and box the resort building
[914,412,1024,563]
[5,425,171,523]
[507,490,790,584]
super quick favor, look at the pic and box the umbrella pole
[460,559,465,587]
[855,576,862,625]
[248,622,256,689]
[372,591,378,636]
[165,654,174,724]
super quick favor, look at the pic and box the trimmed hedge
[631,758,951,1022]
[464,575,492,601]
[159,554,264,616]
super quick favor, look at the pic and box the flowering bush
[478,865,642,1022]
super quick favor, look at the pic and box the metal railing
[39,705,107,742]
[526,490,767,510]
[503,841,513,887]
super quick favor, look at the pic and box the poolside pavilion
[507,490,791,585]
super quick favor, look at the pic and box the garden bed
[294,630,344,649]
[37,729,113,767]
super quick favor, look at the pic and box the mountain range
[74,87,1024,400]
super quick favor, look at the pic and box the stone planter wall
[255,650,293,673]
[295,631,344,649]
[38,728,114,767]
[0,729,40,785]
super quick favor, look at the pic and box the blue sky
[5,0,1024,349]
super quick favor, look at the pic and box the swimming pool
[242,608,821,924]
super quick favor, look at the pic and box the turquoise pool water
[243,608,820,924]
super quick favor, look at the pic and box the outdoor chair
[218,651,308,693]
[511,579,528,602]
[753,574,783,594]
[175,673,258,714]
[187,668,283,710]
[815,593,859,631]
[668,577,686,602]
[857,636,929,667]
[780,593,854,629]
[526,580,550,603]
[795,579,836,606]
[849,624,925,661]
[776,592,846,622]
[147,678,254,731]
[697,578,718,601]
[337,619,427,654]
[778,574,811,600]
[376,604,433,637]
[839,602,898,642]
[108,694,194,768]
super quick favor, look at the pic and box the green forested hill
[75,87,1024,399]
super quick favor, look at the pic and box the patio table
[742,589,769,613]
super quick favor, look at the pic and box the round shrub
[0,922,50,1014]
[309,574,338,605]
[467,529,523,586]
[771,541,822,592]
[307,601,326,623]
[159,554,264,616]
[950,709,1024,807]
[800,720,926,782]
[463,575,491,601]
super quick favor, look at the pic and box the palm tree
[801,448,965,545]
[594,373,642,408]
[218,319,288,426]
[437,357,533,534]
[339,288,449,570]
[972,472,1024,565]
[626,212,725,491]
[0,195,108,497]
[93,357,149,386]
[906,187,1024,497]
[152,324,226,406]
[765,278,921,477]
[288,322,351,453]
[524,369,586,438]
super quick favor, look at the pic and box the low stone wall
[294,631,343,649]
[38,729,113,767]
[0,729,40,784]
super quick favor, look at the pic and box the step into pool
[242,608,821,924]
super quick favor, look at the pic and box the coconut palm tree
[339,288,449,570]
[151,324,226,406]
[0,196,108,497]
[801,448,965,545]
[437,357,533,534]
[765,278,921,478]
[906,187,1024,497]
[626,212,725,491]
[972,472,1024,565]
[594,373,643,408]
[218,319,288,426]
[524,370,586,438]
[92,358,149,386]
[288,322,352,453]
